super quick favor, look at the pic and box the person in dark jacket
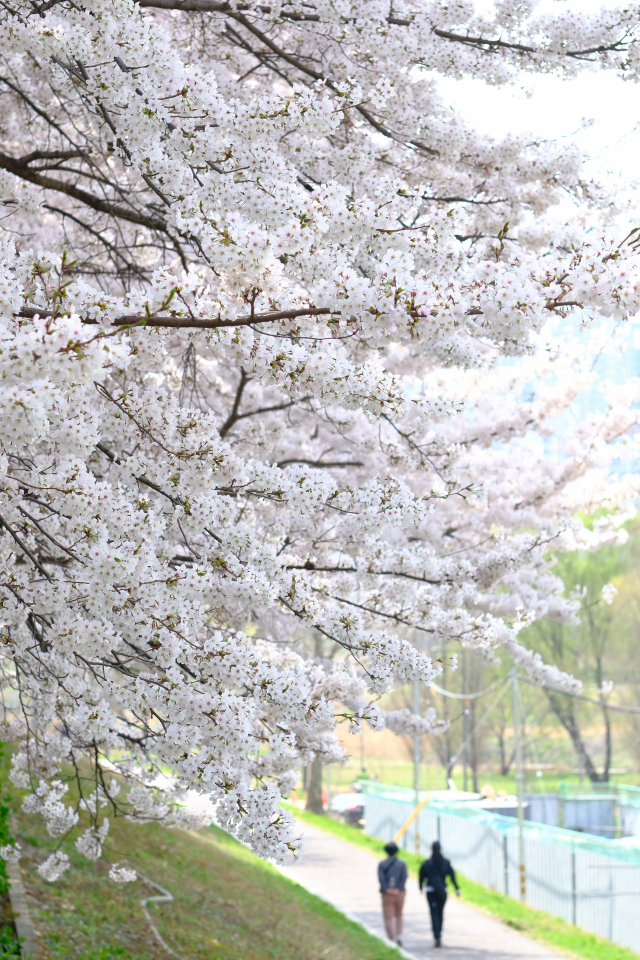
[418,841,459,947]
[378,841,408,946]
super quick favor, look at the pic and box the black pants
[427,889,447,941]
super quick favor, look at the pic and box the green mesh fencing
[360,778,640,862]
[559,780,640,807]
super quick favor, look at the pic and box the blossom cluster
[0,0,639,875]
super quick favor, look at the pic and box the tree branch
[137,0,412,24]
[17,306,334,330]
[432,27,631,61]
[0,513,52,581]
[276,458,364,468]
[136,2,631,61]
[0,151,167,232]
[219,369,251,437]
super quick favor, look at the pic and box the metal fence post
[462,651,468,791]
[571,848,576,925]
[511,667,526,902]
[503,834,509,896]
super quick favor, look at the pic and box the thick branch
[0,152,167,232]
[276,458,364,467]
[16,289,577,334]
[219,369,251,438]
[17,306,334,330]
[137,0,412,23]
[285,561,445,584]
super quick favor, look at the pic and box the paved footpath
[278,822,564,960]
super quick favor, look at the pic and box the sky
[439,1,640,185]
[437,3,640,425]
[439,72,640,183]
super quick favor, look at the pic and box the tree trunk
[497,729,515,776]
[596,657,612,783]
[498,730,506,775]
[306,756,324,814]
[492,695,514,776]
[546,693,604,783]
[602,703,612,783]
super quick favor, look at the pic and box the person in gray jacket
[378,841,408,946]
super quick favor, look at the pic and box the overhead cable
[428,677,507,700]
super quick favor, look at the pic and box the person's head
[432,841,441,855]
[384,841,399,857]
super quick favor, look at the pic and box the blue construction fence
[360,781,640,953]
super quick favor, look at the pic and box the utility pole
[462,650,468,792]
[511,666,526,902]
[413,678,421,854]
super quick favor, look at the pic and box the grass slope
[17,816,403,960]
[288,807,640,960]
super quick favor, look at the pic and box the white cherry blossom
[109,863,138,883]
[37,852,70,882]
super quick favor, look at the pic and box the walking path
[278,822,564,960]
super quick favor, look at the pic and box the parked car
[329,792,365,827]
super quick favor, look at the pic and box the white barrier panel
[362,793,640,954]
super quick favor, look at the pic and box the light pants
[381,891,405,940]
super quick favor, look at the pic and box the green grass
[288,807,640,960]
[0,748,20,958]
[0,743,402,960]
[16,813,404,960]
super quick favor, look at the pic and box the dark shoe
[396,938,402,947]
[435,939,442,948]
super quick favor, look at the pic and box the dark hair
[384,841,399,857]
[431,840,444,866]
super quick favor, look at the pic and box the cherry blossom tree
[1,0,640,878]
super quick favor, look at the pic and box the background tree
[522,527,637,781]
[489,692,515,778]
